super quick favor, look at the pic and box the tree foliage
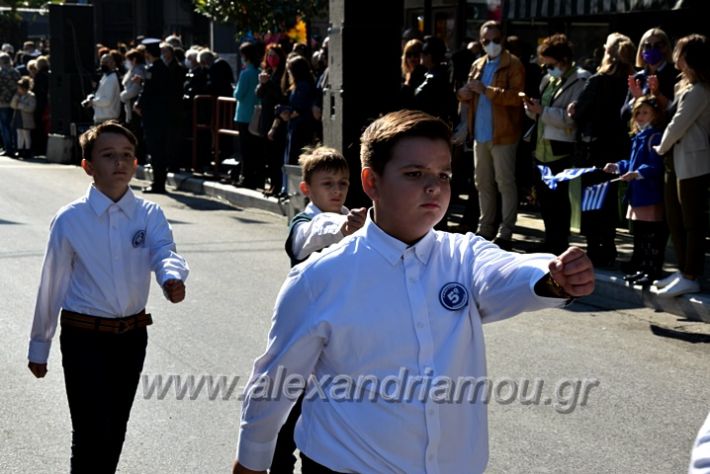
[193,0,327,36]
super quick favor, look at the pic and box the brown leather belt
[60,309,152,334]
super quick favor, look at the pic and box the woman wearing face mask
[523,34,590,255]
[257,43,287,196]
[622,28,677,122]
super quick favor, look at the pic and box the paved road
[1,157,708,473]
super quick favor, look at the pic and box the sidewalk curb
[136,166,709,324]
[589,271,710,323]
[135,166,286,216]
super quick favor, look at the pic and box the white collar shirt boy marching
[28,184,189,364]
[290,201,349,261]
[237,212,564,474]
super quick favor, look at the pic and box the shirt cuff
[236,429,279,471]
[28,339,51,364]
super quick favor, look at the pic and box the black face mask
[100,65,111,73]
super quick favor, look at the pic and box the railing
[190,95,240,171]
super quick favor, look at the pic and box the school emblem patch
[132,230,146,248]
[439,282,468,311]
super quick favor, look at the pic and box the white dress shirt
[690,411,710,474]
[28,185,189,364]
[291,202,348,261]
[237,213,563,473]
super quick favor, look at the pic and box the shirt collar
[361,209,436,265]
[87,185,138,218]
[304,201,349,216]
[486,55,501,66]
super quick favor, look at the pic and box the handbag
[248,104,263,137]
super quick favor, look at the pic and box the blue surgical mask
[548,66,562,78]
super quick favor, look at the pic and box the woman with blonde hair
[623,27,677,120]
[568,33,637,267]
[399,38,426,109]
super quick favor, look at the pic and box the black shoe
[143,185,167,194]
[493,237,513,251]
[633,274,655,287]
[623,271,645,283]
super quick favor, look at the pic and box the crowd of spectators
[1,25,708,296]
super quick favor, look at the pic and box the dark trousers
[236,122,265,189]
[581,170,619,266]
[270,393,304,473]
[665,169,710,278]
[144,126,169,189]
[535,157,572,255]
[60,326,148,474]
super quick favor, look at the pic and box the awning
[503,0,686,19]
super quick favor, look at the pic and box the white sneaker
[653,276,700,298]
[653,271,681,288]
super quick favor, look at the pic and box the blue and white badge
[132,230,146,248]
[439,282,469,311]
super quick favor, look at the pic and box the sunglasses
[642,41,664,50]
[481,37,502,46]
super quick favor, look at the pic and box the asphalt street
[1,156,708,473]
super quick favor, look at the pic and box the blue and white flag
[581,181,610,212]
[538,165,597,190]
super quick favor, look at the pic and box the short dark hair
[422,35,447,64]
[240,41,260,65]
[79,120,137,162]
[298,146,349,184]
[479,20,503,37]
[539,33,574,63]
[17,76,32,90]
[360,110,451,176]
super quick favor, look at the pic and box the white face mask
[185,58,193,69]
[484,42,502,58]
[548,67,562,78]
[637,122,651,131]
[124,60,131,70]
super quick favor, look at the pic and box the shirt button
[417,322,424,329]
[428,453,434,461]
[428,408,435,415]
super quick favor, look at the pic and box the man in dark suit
[134,38,170,193]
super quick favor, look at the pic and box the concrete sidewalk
[135,166,710,324]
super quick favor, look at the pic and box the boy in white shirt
[276,146,366,472]
[27,120,189,473]
[234,110,594,474]
[285,146,367,267]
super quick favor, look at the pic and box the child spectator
[10,76,36,159]
[27,121,189,472]
[603,95,666,286]
[275,145,367,472]
[233,110,594,474]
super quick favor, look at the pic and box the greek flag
[538,165,597,190]
[581,181,610,212]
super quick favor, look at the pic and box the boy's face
[300,168,350,213]
[82,132,137,198]
[362,136,451,244]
